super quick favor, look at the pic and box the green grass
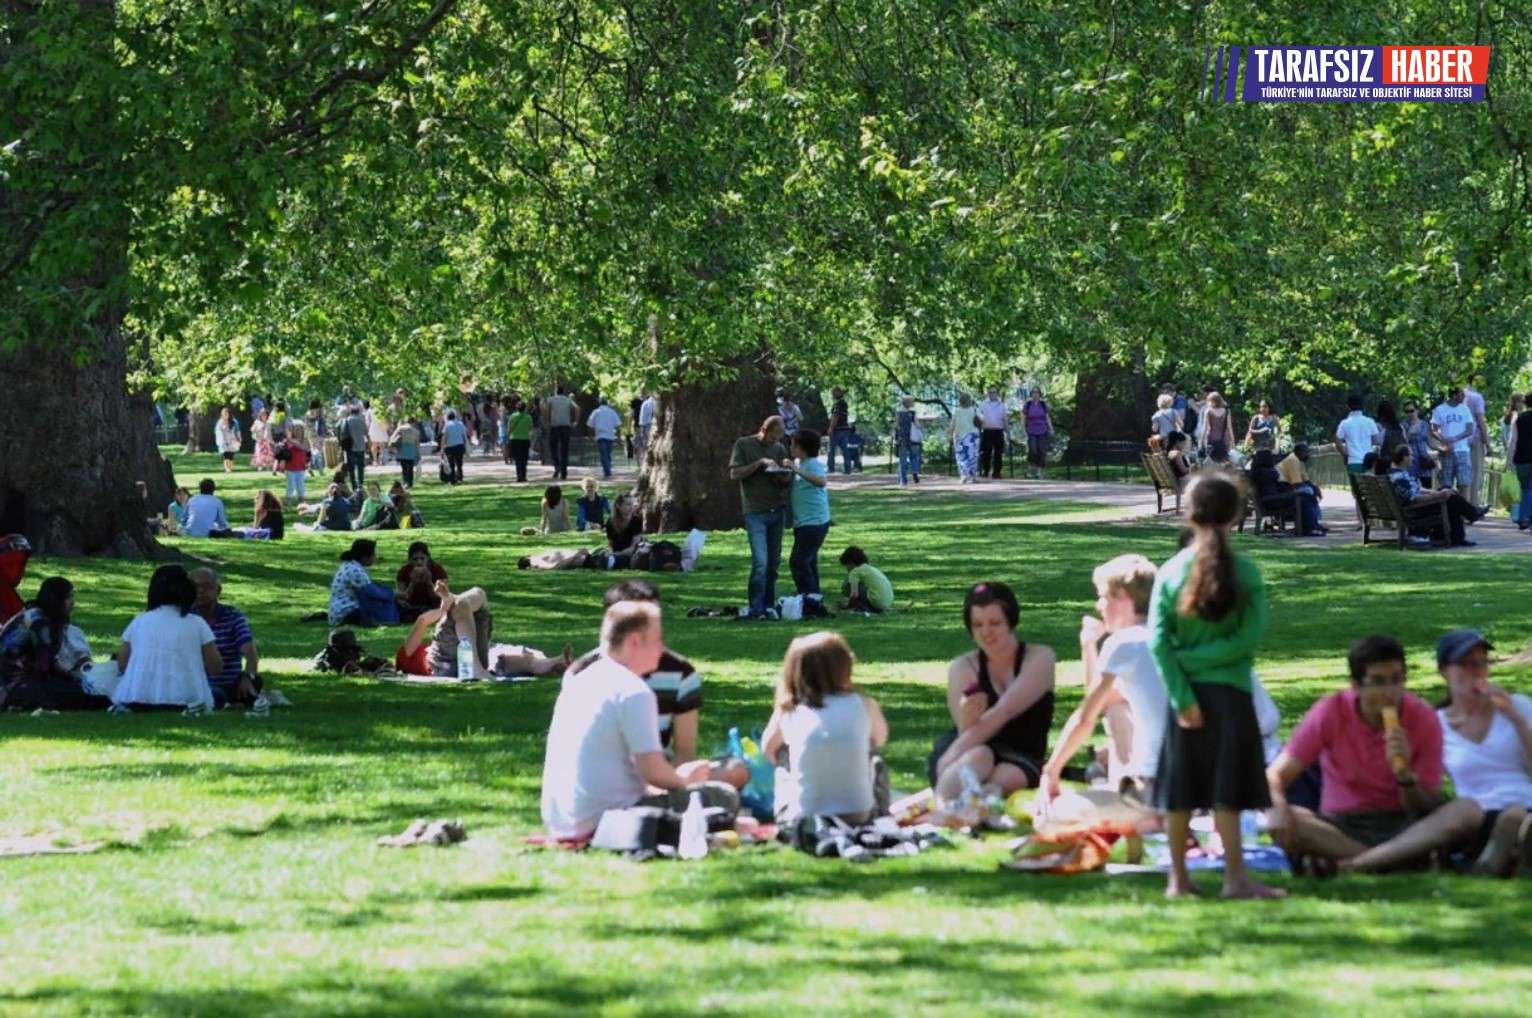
[2,451,1529,1017]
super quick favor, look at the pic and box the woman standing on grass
[1148,473,1283,898]
[948,393,981,484]
[215,406,241,473]
[250,408,277,471]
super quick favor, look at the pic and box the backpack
[274,441,293,462]
[634,539,682,572]
[312,629,364,673]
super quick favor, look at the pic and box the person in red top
[394,541,448,623]
[1266,635,1483,875]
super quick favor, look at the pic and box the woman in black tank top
[927,582,1056,805]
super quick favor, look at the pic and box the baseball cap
[1436,629,1493,668]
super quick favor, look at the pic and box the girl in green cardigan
[1148,473,1285,900]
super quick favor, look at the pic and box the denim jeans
[285,470,306,501]
[898,442,923,484]
[596,438,614,477]
[1517,464,1532,526]
[827,429,853,474]
[345,450,366,491]
[1441,448,1472,493]
[743,508,785,615]
[789,522,830,596]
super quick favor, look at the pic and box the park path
[357,446,1532,554]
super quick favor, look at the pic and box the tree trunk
[636,352,779,533]
[0,318,174,558]
[1070,344,1153,443]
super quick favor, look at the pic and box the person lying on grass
[928,581,1055,806]
[1041,554,1166,806]
[838,546,893,614]
[565,580,748,790]
[1266,634,1483,876]
[763,630,889,825]
[393,581,569,680]
[540,599,733,839]
[1434,629,1532,877]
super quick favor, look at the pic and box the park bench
[1352,472,1451,549]
[1239,471,1300,537]
[1140,452,1181,515]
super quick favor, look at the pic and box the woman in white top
[1437,635,1532,876]
[947,393,982,484]
[215,406,241,473]
[112,564,220,712]
[763,631,888,824]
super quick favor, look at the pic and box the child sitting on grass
[575,477,611,532]
[838,546,893,614]
[540,485,571,534]
[355,481,398,530]
[762,631,889,824]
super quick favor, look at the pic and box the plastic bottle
[456,637,475,680]
[678,790,709,860]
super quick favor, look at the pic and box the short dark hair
[602,579,659,607]
[794,428,822,457]
[1292,442,1310,459]
[198,479,215,495]
[1348,634,1406,683]
[839,546,868,568]
[1347,394,1364,411]
[407,541,430,559]
[1165,430,1187,451]
[963,581,1020,631]
[146,564,197,615]
[544,485,563,507]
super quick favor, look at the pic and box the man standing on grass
[540,600,728,839]
[547,386,577,480]
[729,415,792,621]
[1265,635,1483,875]
[977,385,1009,480]
[1334,395,1381,474]
[826,386,851,474]
[339,403,370,491]
[586,396,622,479]
[1430,387,1476,497]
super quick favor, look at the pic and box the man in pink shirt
[1266,634,1483,874]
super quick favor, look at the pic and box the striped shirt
[204,604,253,693]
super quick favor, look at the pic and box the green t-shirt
[1147,545,1268,712]
[730,434,790,515]
[846,564,894,612]
[506,412,533,441]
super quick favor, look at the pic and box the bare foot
[1165,876,1202,898]
[1222,877,1288,899]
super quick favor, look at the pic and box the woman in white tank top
[763,632,889,823]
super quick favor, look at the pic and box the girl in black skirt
[1148,473,1285,899]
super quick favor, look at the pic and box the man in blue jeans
[728,415,791,620]
[826,386,852,474]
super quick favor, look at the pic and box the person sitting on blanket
[929,581,1056,806]
[111,564,220,712]
[188,568,262,708]
[182,479,233,538]
[566,580,749,789]
[0,576,110,711]
[762,630,889,825]
[1041,554,1167,804]
[838,546,894,614]
[354,481,398,530]
[540,599,731,839]
[328,539,398,627]
[1266,634,1483,875]
[393,581,569,680]
[394,541,448,623]
[296,483,359,532]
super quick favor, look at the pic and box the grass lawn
[2,451,1529,1017]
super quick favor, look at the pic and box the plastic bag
[727,726,776,820]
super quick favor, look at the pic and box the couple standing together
[729,416,832,621]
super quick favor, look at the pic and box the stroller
[0,535,31,624]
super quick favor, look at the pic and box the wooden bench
[1240,479,1301,537]
[1353,472,1451,549]
[1141,452,1181,515]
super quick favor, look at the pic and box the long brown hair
[775,631,856,710]
[1177,473,1243,621]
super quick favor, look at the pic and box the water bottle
[1239,810,1260,843]
[678,791,709,860]
[456,637,475,680]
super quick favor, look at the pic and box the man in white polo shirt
[586,396,622,479]
[1334,395,1381,474]
[1430,387,1476,496]
[977,386,1010,480]
[541,600,714,839]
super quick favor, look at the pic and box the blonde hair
[775,631,856,711]
[1207,391,1226,408]
[581,477,599,497]
[1157,393,1173,410]
[1092,554,1157,616]
[600,599,660,651]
